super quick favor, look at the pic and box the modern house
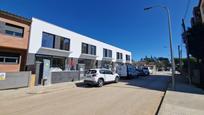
[0,10,31,72]
[26,18,132,72]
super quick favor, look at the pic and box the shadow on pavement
[75,82,94,88]
[168,76,204,95]
[118,75,171,92]
[75,75,204,95]
[75,75,171,91]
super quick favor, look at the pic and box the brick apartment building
[0,10,31,72]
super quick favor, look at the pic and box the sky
[0,0,199,61]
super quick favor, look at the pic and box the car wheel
[98,79,104,87]
[115,77,119,83]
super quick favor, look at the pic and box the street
[0,75,170,115]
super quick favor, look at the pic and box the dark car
[136,69,147,76]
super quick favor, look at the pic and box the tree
[186,24,204,60]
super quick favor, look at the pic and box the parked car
[135,69,146,76]
[84,69,120,87]
[142,67,150,76]
[147,67,153,74]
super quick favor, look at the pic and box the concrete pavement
[0,75,170,115]
[158,76,204,115]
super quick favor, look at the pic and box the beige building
[0,10,31,72]
[200,0,204,22]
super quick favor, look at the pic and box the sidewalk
[158,76,204,115]
[0,80,83,100]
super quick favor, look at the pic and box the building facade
[0,10,31,72]
[200,0,204,23]
[26,18,132,72]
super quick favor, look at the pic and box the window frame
[41,32,55,48]
[117,52,123,59]
[0,53,20,64]
[103,48,112,58]
[82,43,89,54]
[4,23,24,38]
[104,70,113,75]
[81,43,96,55]
[60,37,70,51]
[126,55,130,61]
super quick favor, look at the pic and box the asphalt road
[0,75,170,115]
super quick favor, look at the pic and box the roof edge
[0,10,31,25]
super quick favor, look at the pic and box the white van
[116,64,138,79]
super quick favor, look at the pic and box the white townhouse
[26,18,132,71]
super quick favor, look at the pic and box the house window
[52,57,65,70]
[81,43,96,55]
[4,23,24,38]
[117,52,119,59]
[117,52,123,59]
[90,45,96,55]
[126,55,130,61]
[42,32,55,48]
[0,52,20,64]
[82,43,89,54]
[103,48,112,58]
[60,37,70,51]
[104,49,108,57]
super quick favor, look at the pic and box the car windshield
[87,70,97,74]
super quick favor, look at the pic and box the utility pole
[182,18,191,84]
[144,5,176,89]
[180,44,183,75]
[178,45,182,74]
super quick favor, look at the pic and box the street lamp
[144,5,176,89]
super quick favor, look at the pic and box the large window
[35,55,66,70]
[60,37,70,51]
[0,52,20,64]
[116,52,123,59]
[126,55,130,61]
[81,43,96,55]
[90,45,96,55]
[42,32,70,51]
[103,48,112,58]
[82,43,89,54]
[42,32,55,48]
[52,57,65,70]
[4,23,24,38]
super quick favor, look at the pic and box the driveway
[0,75,170,115]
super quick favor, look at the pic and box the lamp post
[144,5,176,89]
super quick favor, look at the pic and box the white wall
[28,18,132,63]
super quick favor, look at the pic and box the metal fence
[51,71,80,84]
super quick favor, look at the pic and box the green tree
[186,24,204,60]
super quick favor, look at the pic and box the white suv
[84,69,120,87]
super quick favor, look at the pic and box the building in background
[26,18,131,73]
[0,10,31,72]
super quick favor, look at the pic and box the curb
[155,78,171,115]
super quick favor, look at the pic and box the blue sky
[0,0,199,60]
